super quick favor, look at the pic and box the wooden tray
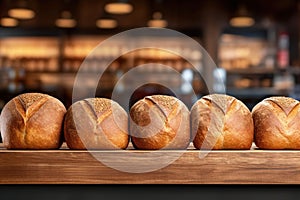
[0,143,300,184]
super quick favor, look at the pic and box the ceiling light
[230,17,254,27]
[229,5,255,27]
[96,18,118,29]
[8,0,35,20]
[55,11,77,28]
[8,8,35,19]
[104,1,133,14]
[147,19,168,28]
[147,12,168,28]
[0,17,18,27]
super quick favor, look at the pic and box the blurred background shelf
[0,0,299,111]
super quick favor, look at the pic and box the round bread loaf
[130,95,190,150]
[252,96,300,149]
[191,94,253,150]
[0,93,66,149]
[64,98,129,149]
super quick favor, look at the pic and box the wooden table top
[0,143,300,184]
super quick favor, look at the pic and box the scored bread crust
[252,96,300,149]
[191,94,254,150]
[130,95,190,150]
[0,93,66,149]
[64,98,129,150]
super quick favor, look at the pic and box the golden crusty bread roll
[191,94,254,150]
[130,95,190,150]
[252,96,300,149]
[0,93,66,149]
[64,98,129,150]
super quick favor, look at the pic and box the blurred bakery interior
[0,0,300,110]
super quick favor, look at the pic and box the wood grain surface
[0,143,300,184]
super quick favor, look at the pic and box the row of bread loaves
[0,93,299,150]
[191,94,300,150]
[0,93,129,150]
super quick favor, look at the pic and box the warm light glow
[96,19,118,29]
[147,19,168,28]
[55,18,77,28]
[8,8,35,19]
[230,16,255,27]
[229,5,255,27]
[147,12,168,28]
[104,2,133,14]
[55,11,77,28]
[0,17,18,27]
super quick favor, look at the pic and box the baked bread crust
[252,96,300,149]
[191,94,254,150]
[0,93,66,149]
[130,95,190,150]
[64,98,129,150]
